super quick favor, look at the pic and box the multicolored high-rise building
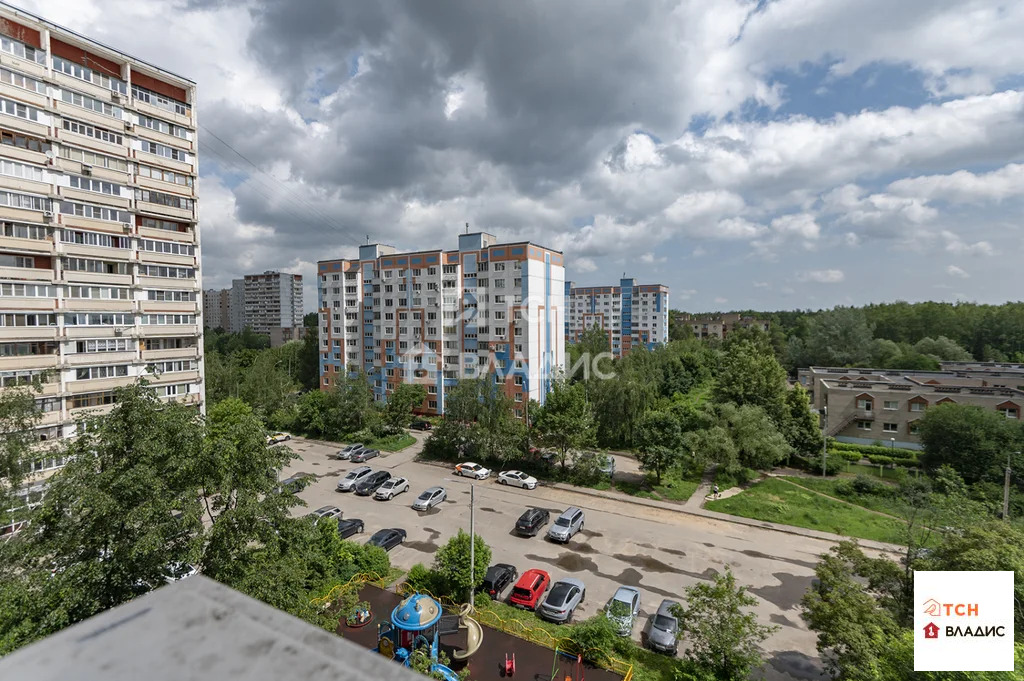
[317,232,565,416]
[565,278,669,357]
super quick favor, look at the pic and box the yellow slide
[451,603,483,660]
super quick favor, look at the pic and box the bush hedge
[830,441,919,460]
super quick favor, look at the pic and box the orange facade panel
[131,71,187,104]
[0,17,40,47]
[51,38,121,78]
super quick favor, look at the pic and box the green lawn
[780,476,913,518]
[584,468,700,502]
[371,433,416,452]
[705,477,911,544]
[844,462,910,481]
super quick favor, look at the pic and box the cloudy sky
[24,0,1024,313]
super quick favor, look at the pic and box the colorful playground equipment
[373,592,483,681]
[551,646,584,681]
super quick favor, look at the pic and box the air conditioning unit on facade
[121,222,132,233]
[81,164,93,175]
[42,211,54,222]
[125,121,134,131]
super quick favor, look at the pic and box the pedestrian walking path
[684,464,718,509]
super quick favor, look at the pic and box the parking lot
[282,435,830,681]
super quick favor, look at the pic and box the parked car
[412,486,447,511]
[163,562,198,583]
[374,477,410,500]
[336,466,373,492]
[514,508,550,537]
[454,462,491,479]
[336,443,366,460]
[606,586,642,636]
[547,507,585,543]
[479,563,518,599]
[498,470,538,489]
[366,528,406,551]
[409,420,432,431]
[337,518,365,540]
[351,448,380,463]
[354,470,392,496]
[538,578,585,623]
[309,506,342,524]
[579,451,615,477]
[275,473,312,495]
[266,432,291,444]
[645,599,680,655]
[508,568,550,610]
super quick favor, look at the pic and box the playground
[340,585,624,681]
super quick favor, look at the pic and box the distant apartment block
[243,270,302,345]
[798,362,1024,450]
[676,312,769,340]
[0,2,202,532]
[317,232,566,416]
[202,280,243,333]
[565,278,668,358]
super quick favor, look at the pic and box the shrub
[565,615,626,665]
[831,441,919,460]
[405,563,446,595]
[849,474,887,496]
[837,450,863,462]
[808,455,845,476]
[866,454,894,465]
[353,544,390,580]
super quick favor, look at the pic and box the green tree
[781,384,823,457]
[239,349,297,418]
[719,403,791,471]
[914,335,973,362]
[297,389,329,437]
[686,424,739,472]
[798,307,876,367]
[714,339,787,424]
[673,568,778,680]
[801,541,898,681]
[8,384,206,649]
[533,379,596,470]
[471,377,527,464]
[379,383,427,435]
[634,410,685,483]
[0,381,41,546]
[323,368,376,437]
[296,311,321,390]
[568,323,612,384]
[918,403,1022,484]
[433,529,491,601]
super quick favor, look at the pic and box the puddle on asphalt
[404,540,439,553]
[478,507,498,513]
[612,553,677,573]
[422,527,441,540]
[311,462,320,466]
[575,543,596,554]
[417,507,440,517]
[734,549,818,571]
[578,529,603,538]
[524,551,598,573]
[750,572,814,610]
[702,542,715,547]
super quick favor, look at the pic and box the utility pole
[821,405,828,477]
[1003,451,1017,522]
[469,483,476,606]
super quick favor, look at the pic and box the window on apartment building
[856,420,872,431]
[908,422,920,435]
[1,127,49,154]
[999,407,1019,419]
[882,423,898,433]
[883,400,898,410]
[856,398,873,411]
[910,402,925,412]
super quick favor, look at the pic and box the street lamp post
[469,482,475,606]
[821,406,828,477]
[889,438,895,453]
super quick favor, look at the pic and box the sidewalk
[684,464,717,509]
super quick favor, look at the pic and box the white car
[309,505,343,525]
[498,470,538,490]
[374,477,410,500]
[266,432,291,445]
[454,462,491,480]
[164,562,198,583]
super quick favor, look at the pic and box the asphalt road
[281,434,831,681]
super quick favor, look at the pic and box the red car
[508,568,550,610]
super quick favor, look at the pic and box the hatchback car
[366,528,407,551]
[498,470,538,489]
[275,474,312,495]
[606,586,642,636]
[374,477,410,500]
[454,462,491,479]
[309,506,342,524]
[479,563,518,599]
[508,568,550,610]
[645,599,680,655]
[337,518,365,539]
[336,466,373,492]
[351,448,380,463]
[514,508,550,537]
[547,507,584,543]
[538,578,586,623]
[336,443,365,460]
[266,432,291,444]
[354,470,391,496]
[412,486,447,511]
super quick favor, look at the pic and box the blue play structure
[373,593,482,681]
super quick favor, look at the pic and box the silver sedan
[412,486,447,511]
